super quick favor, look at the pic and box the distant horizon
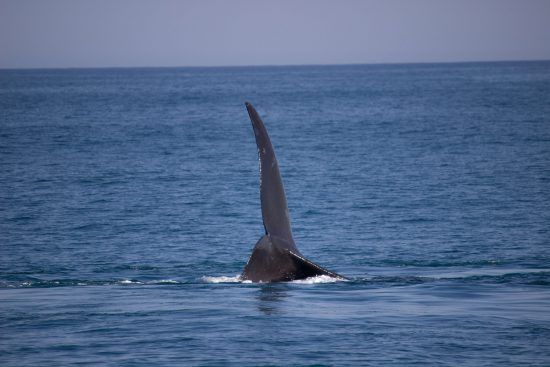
[1,58,549,71]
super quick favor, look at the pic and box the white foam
[291,275,344,284]
[202,274,345,284]
[119,279,142,285]
[201,275,243,283]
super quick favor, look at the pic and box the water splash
[201,275,244,283]
[291,275,346,284]
[118,279,143,285]
[201,274,345,284]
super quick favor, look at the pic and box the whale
[241,102,345,282]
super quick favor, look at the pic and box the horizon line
[1,58,549,71]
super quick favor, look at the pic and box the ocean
[1,62,549,366]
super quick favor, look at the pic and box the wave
[1,269,548,289]
[0,278,186,288]
[290,275,344,284]
[201,275,245,283]
[200,274,344,284]
[359,269,550,287]
[377,259,504,267]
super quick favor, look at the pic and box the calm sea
[1,62,550,366]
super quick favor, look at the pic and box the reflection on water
[257,284,288,315]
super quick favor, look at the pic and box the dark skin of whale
[241,102,345,282]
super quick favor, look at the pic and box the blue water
[1,62,550,366]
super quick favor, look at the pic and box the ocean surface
[1,62,550,366]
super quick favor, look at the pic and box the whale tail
[242,235,343,282]
[241,102,345,282]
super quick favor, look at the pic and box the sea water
[1,62,549,366]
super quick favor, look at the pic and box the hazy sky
[1,0,549,68]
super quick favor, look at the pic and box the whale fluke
[241,102,345,282]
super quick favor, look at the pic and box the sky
[1,0,550,69]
